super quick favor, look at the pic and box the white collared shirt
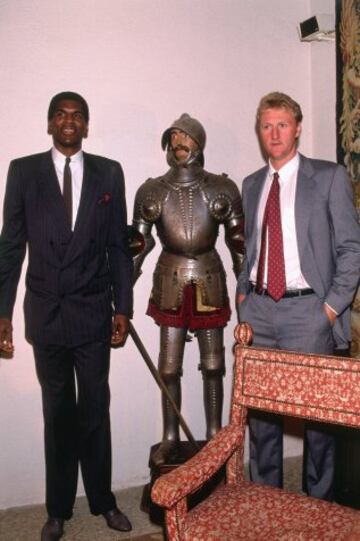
[250,153,311,289]
[52,147,84,231]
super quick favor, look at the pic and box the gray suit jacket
[237,154,360,347]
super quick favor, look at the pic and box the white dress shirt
[250,153,311,290]
[52,147,84,231]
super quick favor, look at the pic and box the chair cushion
[182,482,359,540]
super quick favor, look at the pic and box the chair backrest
[231,323,360,429]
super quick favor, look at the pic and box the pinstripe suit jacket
[237,154,360,347]
[0,150,133,346]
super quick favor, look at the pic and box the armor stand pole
[129,321,200,452]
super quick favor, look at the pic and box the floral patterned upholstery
[151,323,360,540]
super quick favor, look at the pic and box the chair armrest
[348,516,360,540]
[151,423,241,508]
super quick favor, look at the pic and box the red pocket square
[98,193,111,205]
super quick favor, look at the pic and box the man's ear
[83,124,89,139]
[47,120,53,135]
[295,122,302,139]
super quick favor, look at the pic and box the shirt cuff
[324,302,338,316]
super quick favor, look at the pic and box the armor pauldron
[209,193,233,221]
[140,196,162,223]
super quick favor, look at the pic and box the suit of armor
[132,114,243,465]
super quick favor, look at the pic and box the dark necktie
[63,157,72,227]
[256,172,286,301]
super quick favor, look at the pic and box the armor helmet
[161,113,206,152]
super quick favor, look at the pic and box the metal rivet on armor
[140,196,161,222]
[209,193,232,221]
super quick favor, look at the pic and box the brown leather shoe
[103,507,132,532]
[41,517,64,541]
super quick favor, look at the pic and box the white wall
[311,0,337,158]
[0,0,336,509]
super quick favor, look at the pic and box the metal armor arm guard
[129,221,155,284]
[225,216,245,279]
[205,173,244,280]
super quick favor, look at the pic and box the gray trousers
[239,291,335,500]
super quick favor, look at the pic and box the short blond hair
[256,92,303,125]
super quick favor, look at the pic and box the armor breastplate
[134,165,243,312]
[158,178,218,257]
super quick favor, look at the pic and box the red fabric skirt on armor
[147,284,231,330]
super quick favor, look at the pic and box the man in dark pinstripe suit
[0,92,133,540]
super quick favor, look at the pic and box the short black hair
[48,91,89,122]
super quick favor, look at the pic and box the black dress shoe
[103,507,132,532]
[41,517,64,541]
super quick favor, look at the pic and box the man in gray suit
[237,91,360,500]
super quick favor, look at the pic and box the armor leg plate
[197,328,225,439]
[152,326,187,467]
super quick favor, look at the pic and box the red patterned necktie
[63,157,72,227]
[256,172,286,301]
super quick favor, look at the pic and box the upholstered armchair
[151,323,360,540]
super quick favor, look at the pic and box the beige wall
[0,0,335,508]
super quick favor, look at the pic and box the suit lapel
[246,166,267,267]
[246,167,267,229]
[38,151,72,237]
[63,152,100,264]
[74,153,99,234]
[295,154,316,259]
